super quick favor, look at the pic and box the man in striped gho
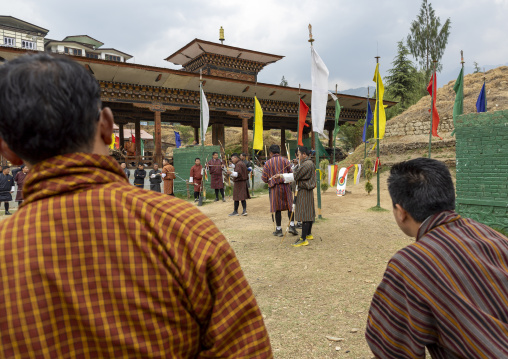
[261,144,298,237]
[366,158,508,358]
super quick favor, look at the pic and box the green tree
[407,0,451,77]
[385,40,419,107]
[473,61,481,73]
[280,76,288,87]
[338,118,373,151]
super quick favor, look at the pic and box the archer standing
[227,153,250,216]
[0,166,13,215]
[161,158,176,196]
[240,153,253,190]
[189,158,203,202]
[261,144,297,237]
[148,163,162,193]
[133,163,146,189]
[276,146,316,247]
[207,152,225,202]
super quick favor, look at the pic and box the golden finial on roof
[219,26,225,45]
[308,24,314,44]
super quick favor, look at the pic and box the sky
[8,0,508,92]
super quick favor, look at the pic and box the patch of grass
[368,206,389,212]
[492,227,508,237]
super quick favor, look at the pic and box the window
[86,52,100,59]
[105,54,121,62]
[21,40,36,50]
[64,47,82,56]
[3,37,14,47]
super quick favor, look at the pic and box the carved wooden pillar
[242,117,248,154]
[328,129,333,148]
[193,127,199,144]
[311,131,315,151]
[119,123,125,150]
[281,128,286,156]
[135,119,141,158]
[212,123,225,147]
[154,111,162,165]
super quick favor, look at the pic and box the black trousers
[234,200,246,212]
[275,210,292,227]
[215,188,225,199]
[3,202,9,212]
[194,191,200,199]
[301,221,313,239]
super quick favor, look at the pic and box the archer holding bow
[261,144,298,237]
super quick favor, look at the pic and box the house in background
[0,15,48,51]
[44,35,132,62]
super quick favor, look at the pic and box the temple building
[44,35,132,62]
[0,17,396,167]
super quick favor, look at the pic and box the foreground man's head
[0,53,114,166]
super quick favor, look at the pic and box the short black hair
[241,153,247,157]
[388,158,455,223]
[0,53,101,164]
[297,146,310,155]
[162,158,168,163]
[137,163,144,167]
[231,153,239,158]
[269,145,280,154]
[2,166,10,171]
[212,152,218,156]
[195,158,200,161]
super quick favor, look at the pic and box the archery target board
[336,167,348,196]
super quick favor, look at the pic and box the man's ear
[0,138,24,165]
[99,107,114,145]
[394,203,409,223]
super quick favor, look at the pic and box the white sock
[290,221,294,226]
[276,226,282,230]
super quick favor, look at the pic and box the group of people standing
[0,165,29,215]
[120,159,176,195]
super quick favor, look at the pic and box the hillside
[340,66,508,167]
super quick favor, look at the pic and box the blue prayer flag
[476,82,487,113]
[362,101,374,143]
[175,131,181,148]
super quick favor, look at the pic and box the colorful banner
[328,164,338,187]
[355,164,362,184]
[298,99,310,146]
[336,167,348,196]
[253,96,264,150]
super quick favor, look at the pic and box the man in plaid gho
[0,53,272,358]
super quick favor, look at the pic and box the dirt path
[198,173,413,358]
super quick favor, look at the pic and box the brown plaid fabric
[0,153,272,358]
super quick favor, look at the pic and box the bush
[364,157,374,195]
[319,159,329,192]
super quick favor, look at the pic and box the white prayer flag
[311,47,330,136]
[201,88,209,143]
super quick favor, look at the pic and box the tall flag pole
[374,56,381,208]
[363,87,374,160]
[427,60,441,158]
[199,70,205,206]
[309,24,329,220]
[476,70,487,113]
[452,51,465,137]
[328,84,341,165]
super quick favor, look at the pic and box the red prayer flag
[298,99,310,146]
[427,73,443,140]
[131,134,136,144]
[115,136,120,149]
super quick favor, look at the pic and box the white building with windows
[45,35,132,62]
[0,16,48,51]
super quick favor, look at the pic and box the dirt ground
[198,172,412,359]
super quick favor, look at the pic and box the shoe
[242,210,248,216]
[306,234,314,240]
[272,228,283,237]
[194,198,198,202]
[214,198,219,202]
[4,211,12,215]
[296,222,303,229]
[292,238,309,247]
[222,198,226,202]
[228,211,239,216]
[288,225,298,235]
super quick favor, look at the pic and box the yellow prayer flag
[109,133,116,150]
[353,164,358,185]
[372,64,386,140]
[253,96,263,151]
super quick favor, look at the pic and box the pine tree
[473,62,481,73]
[385,41,419,107]
[407,0,451,77]
[280,76,288,87]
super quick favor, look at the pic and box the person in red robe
[227,153,250,216]
[14,165,28,205]
[0,53,273,358]
[207,152,225,202]
[189,158,203,202]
